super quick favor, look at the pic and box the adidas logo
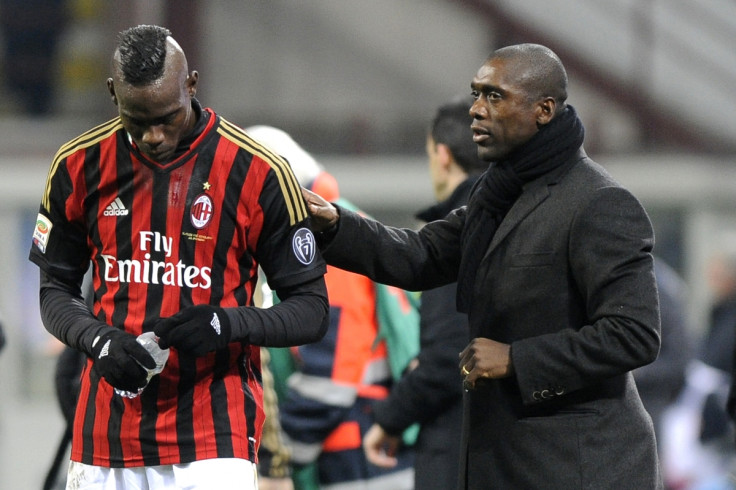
[99,339,111,359]
[104,197,129,217]
[210,312,221,335]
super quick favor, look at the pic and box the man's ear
[187,71,199,98]
[106,78,118,106]
[436,143,453,170]
[535,97,556,126]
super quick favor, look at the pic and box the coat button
[541,389,551,399]
[532,391,541,400]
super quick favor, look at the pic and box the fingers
[127,341,157,370]
[362,424,399,468]
[300,186,338,232]
[153,317,177,349]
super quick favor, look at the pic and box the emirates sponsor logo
[101,231,212,289]
[104,197,129,217]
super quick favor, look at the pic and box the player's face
[113,69,197,163]
[469,58,540,162]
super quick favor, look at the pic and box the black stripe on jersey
[138,169,171,466]
[81,367,101,465]
[174,140,217,462]
[106,140,135,465]
[79,141,108,464]
[107,395,126,467]
[211,349,235,458]
[217,119,307,225]
[238,351,259,461]
[43,118,122,211]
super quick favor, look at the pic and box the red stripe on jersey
[155,352,181,463]
[71,360,93,463]
[95,135,123,323]
[119,397,144,464]
[161,156,194,316]
[91,384,113,466]
[243,156,269,260]
[193,355,217,461]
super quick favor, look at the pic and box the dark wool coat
[322,150,662,489]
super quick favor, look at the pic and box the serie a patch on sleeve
[33,213,53,253]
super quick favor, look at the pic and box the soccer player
[28,24,328,489]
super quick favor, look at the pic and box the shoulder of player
[51,117,123,167]
[215,116,290,167]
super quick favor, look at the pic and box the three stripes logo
[104,197,129,217]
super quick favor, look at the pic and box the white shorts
[66,458,258,489]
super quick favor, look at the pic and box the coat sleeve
[511,186,661,405]
[321,206,463,291]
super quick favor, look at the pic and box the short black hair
[493,44,568,109]
[115,24,172,85]
[430,97,487,175]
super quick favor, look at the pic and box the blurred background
[1,1,735,488]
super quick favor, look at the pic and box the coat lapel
[487,182,550,254]
[485,151,584,255]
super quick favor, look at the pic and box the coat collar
[487,148,586,253]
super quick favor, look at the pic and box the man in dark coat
[303,44,661,489]
[362,99,486,490]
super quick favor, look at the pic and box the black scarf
[456,105,585,313]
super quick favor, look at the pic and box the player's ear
[107,78,118,106]
[186,71,198,98]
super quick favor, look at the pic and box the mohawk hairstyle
[115,25,172,85]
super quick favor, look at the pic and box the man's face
[469,57,541,162]
[111,69,196,163]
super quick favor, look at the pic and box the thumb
[127,339,157,370]
[153,316,179,349]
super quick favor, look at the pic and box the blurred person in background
[247,125,418,490]
[360,98,486,490]
[633,257,693,453]
[0,0,68,115]
[258,347,296,490]
[302,43,662,489]
[661,248,736,490]
[28,25,328,489]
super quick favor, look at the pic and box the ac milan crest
[190,193,214,229]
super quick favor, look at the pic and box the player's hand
[91,329,156,391]
[363,423,400,468]
[301,187,338,232]
[154,305,233,356]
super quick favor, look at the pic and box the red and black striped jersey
[29,108,326,467]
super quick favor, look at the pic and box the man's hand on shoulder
[154,305,234,356]
[301,187,338,233]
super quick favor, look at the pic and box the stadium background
[0,1,734,487]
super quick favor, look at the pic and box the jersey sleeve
[28,158,90,283]
[253,165,326,290]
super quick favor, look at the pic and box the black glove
[154,305,233,356]
[91,329,156,392]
